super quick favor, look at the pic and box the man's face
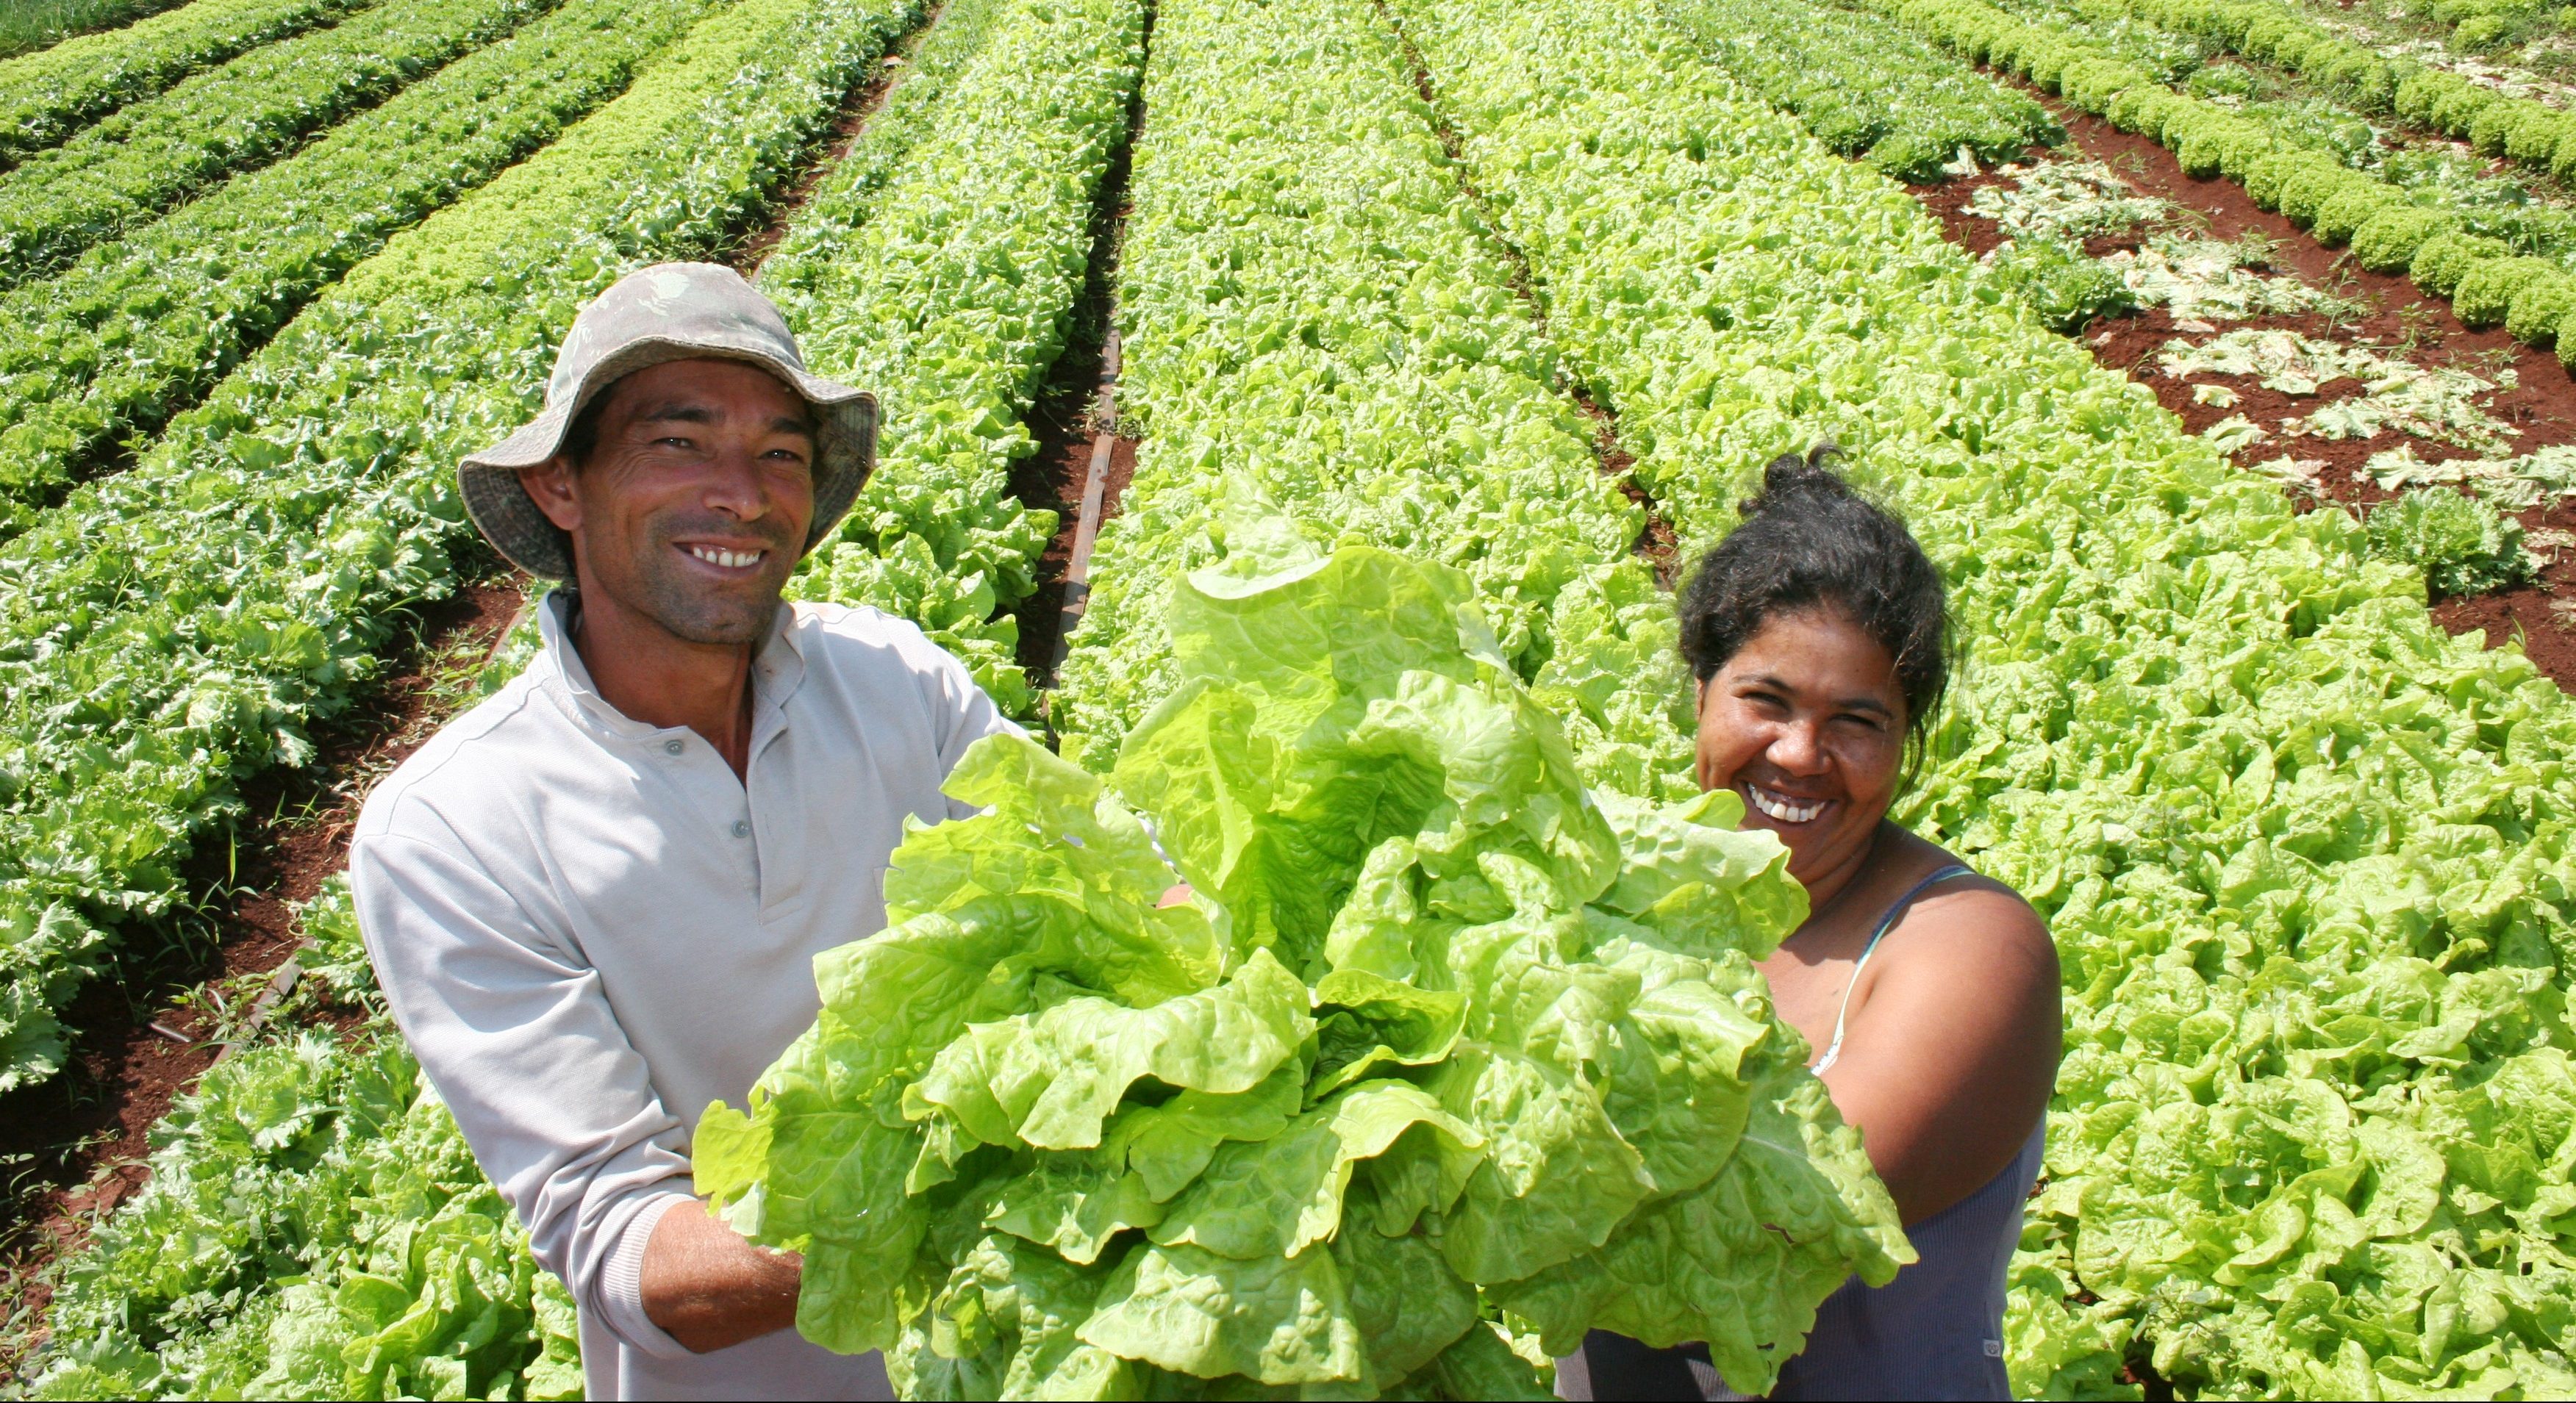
[520,359,817,647]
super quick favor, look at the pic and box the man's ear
[519,456,583,533]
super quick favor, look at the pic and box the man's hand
[640,1199,803,1354]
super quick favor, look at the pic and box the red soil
[1909,92,2576,695]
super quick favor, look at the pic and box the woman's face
[1695,607,1910,887]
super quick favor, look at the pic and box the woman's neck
[1795,821,1889,931]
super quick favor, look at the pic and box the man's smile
[681,542,769,572]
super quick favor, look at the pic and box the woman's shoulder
[1881,833,2056,981]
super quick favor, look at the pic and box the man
[351,263,1016,1400]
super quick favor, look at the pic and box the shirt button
[664,739,685,756]
[731,819,751,838]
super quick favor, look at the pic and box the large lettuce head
[697,542,1912,1399]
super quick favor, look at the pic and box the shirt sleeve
[892,621,1028,819]
[350,828,698,1360]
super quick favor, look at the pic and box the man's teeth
[1747,785,1825,824]
[688,545,765,569]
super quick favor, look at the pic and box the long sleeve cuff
[595,1190,697,1360]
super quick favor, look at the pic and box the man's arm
[641,1199,803,1353]
[352,830,768,1360]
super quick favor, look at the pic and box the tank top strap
[1811,863,1975,1074]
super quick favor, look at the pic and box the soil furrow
[1010,0,1153,696]
[1373,0,1681,582]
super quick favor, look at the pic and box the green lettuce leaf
[705,541,1902,1396]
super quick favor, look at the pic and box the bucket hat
[458,262,877,581]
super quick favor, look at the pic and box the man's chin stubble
[637,569,781,647]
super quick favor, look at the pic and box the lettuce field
[4,0,2576,1395]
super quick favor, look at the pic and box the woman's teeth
[688,545,764,569]
[1746,784,1825,825]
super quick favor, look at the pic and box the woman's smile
[1742,780,1831,826]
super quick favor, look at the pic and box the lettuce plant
[698,544,1910,1399]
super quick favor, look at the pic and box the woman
[1560,449,2063,1402]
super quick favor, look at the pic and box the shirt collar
[534,591,809,742]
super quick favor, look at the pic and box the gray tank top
[1556,866,2045,1402]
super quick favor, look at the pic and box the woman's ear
[1693,675,1709,715]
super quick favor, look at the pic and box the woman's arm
[1815,883,2062,1225]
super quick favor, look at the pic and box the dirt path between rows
[0,571,523,1372]
[1012,9,1152,693]
[1915,87,2576,693]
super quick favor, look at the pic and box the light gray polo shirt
[351,592,1016,1400]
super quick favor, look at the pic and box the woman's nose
[1770,722,1829,775]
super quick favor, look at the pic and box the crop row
[0,0,920,1098]
[1661,0,2059,183]
[0,0,728,526]
[1387,0,2576,1393]
[1048,0,1648,774]
[22,0,1148,1385]
[1870,0,2576,365]
[0,0,369,168]
[2094,0,2576,187]
[0,0,562,287]
[766,0,1147,719]
[1983,0,2576,260]
[1998,0,2576,256]
[27,883,584,1402]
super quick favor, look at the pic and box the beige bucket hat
[459,262,879,581]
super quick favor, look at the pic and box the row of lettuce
[22,0,1148,1391]
[0,0,723,525]
[20,0,2576,1395]
[1663,0,2060,184]
[1389,0,2576,1395]
[0,0,368,166]
[0,0,559,287]
[1859,0,2576,367]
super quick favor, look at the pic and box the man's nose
[701,445,770,518]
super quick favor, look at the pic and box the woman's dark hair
[1677,445,1950,764]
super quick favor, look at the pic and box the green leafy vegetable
[2365,488,2534,598]
[701,542,1909,1399]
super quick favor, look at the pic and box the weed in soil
[1908,81,2576,695]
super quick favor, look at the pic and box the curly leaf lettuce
[700,542,1908,1398]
